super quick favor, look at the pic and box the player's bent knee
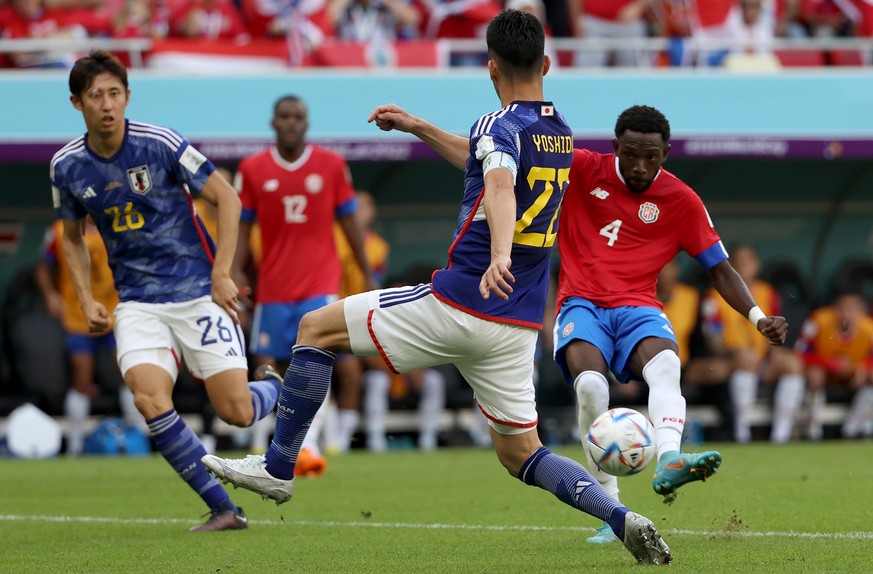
[297,303,351,351]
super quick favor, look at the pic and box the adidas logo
[573,479,592,504]
[590,187,609,200]
[83,186,97,199]
[225,348,238,356]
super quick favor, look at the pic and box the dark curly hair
[614,105,671,142]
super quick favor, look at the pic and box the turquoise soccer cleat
[652,450,722,495]
[586,520,619,544]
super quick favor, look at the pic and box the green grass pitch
[1,441,871,573]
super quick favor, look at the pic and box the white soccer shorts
[115,295,248,380]
[344,284,539,433]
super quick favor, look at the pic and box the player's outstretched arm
[367,104,469,170]
[707,260,788,345]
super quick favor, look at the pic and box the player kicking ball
[339,102,788,544]
[204,10,670,564]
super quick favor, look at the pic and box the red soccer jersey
[556,149,726,311]
[237,144,356,303]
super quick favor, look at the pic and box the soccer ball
[586,408,656,477]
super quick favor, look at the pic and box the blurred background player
[327,189,390,453]
[701,244,805,443]
[34,216,144,456]
[794,288,873,440]
[52,50,281,531]
[233,95,374,474]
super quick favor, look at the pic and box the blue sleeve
[173,137,215,197]
[695,241,729,270]
[335,197,357,218]
[240,207,256,223]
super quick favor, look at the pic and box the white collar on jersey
[614,156,662,188]
[270,144,313,171]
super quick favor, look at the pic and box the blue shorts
[553,297,676,384]
[249,295,337,361]
[66,331,116,356]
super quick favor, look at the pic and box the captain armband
[482,151,518,180]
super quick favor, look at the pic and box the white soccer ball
[586,408,656,477]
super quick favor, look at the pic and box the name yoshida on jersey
[431,101,573,329]
[51,120,217,304]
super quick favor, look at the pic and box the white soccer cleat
[621,512,672,565]
[202,453,295,505]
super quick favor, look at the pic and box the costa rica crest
[127,165,152,195]
[638,201,660,224]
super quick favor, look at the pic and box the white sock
[363,370,390,452]
[574,370,618,499]
[729,369,758,443]
[250,413,274,452]
[118,385,146,432]
[843,387,873,438]
[337,409,361,453]
[322,401,341,453]
[770,374,804,443]
[418,369,445,450]
[806,390,826,440]
[643,350,685,458]
[65,389,90,456]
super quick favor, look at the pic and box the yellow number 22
[513,166,570,248]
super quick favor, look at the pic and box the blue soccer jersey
[431,101,572,329]
[51,120,217,304]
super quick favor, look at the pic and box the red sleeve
[677,189,723,259]
[334,155,355,209]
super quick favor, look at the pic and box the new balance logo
[83,187,97,199]
[590,187,609,199]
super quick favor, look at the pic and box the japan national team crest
[127,165,152,195]
[305,174,323,194]
[638,202,660,224]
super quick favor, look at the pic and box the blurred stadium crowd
[1,0,873,69]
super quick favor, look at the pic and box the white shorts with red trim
[344,284,538,434]
[115,295,248,380]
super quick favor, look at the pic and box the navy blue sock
[518,446,629,538]
[147,409,237,513]
[265,345,336,480]
[248,377,280,424]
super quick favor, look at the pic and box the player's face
[613,131,669,193]
[71,72,129,140]
[731,246,760,283]
[272,100,308,152]
[835,294,865,331]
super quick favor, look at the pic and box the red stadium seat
[829,50,866,66]
[313,40,445,68]
[773,49,826,67]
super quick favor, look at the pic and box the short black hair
[615,105,671,142]
[486,9,545,78]
[69,50,128,98]
[273,95,306,115]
